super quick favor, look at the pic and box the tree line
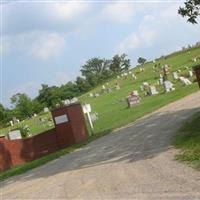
[0,54,131,127]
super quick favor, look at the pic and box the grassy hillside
[1,46,200,137]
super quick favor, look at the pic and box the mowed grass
[174,112,200,170]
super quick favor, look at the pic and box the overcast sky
[1,0,200,107]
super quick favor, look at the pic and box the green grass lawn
[174,112,200,170]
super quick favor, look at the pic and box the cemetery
[0,46,200,173]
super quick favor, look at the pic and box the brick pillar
[0,136,12,171]
[51,103,88,149]
[194,65,200,88]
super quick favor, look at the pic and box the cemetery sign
[54,114,69,125]
[8,130,22,140]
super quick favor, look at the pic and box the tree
[81,58,111,87]
[178,0,200,24]
[59,82,80,100]
[76,77,91,93]
[37,84,62,108]
[0,104,8,127]
[110,54,131,74]
[10,93,33,119]
[137,57,147,65]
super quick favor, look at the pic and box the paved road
[1,91,200,200]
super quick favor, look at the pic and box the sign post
[82,104,94,131]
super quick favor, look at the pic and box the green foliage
[174,112,200,170]
[137,57,147,65]
[110,54,131,74]
[178,0,200,24]
[10,93,34,120]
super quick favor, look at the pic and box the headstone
[64,99,71,105]
[172,72,179,80]
[8,130,22,140]
[12,117,18,124]
[132,74,137,80]
[159,77,164,85]
[193,58,197,62]
[149,86,159,95]
[102,85,106,90]
[140,85,144,91]
[44,107,49,113]
[95,93,100,97]
[131,90,139,96]
[127,95,140,108]
[70,97,78,103]
[188,70,193,77]
[10,121,14,126]
[164,80,175,92]
[89,93,94,98]
[107,88,112,93]
[115,82,120,90]
[179,77,192,85]
[143,82,149,87]
[117,75,120,79]
[56,103,60,108]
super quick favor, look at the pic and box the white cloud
[29,32,66,60]
[4,31,66,60]
[116,25,156,53]
[101,2,135,23]
[47,1,90,21]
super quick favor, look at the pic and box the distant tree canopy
[137,57,147,65]
[178,0,200,24]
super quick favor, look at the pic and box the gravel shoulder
[1,91,200,200]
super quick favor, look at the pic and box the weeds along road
[1,91,200,200]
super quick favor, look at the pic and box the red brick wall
[0,103,88,172]
[0,128,58,171]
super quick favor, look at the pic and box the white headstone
[89,93,94,97]
[140,85,144,91]
[179,77,192,85]
[188,70,193,77]
[149,86,158,95]
[172,72,179,80]
[164,81,175,92]
[71,97,78,103]
[10,121,14,127]
[159,78,164,85]
[132,90,139,96]
[44,107,49,113]
[143,82,149,87]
